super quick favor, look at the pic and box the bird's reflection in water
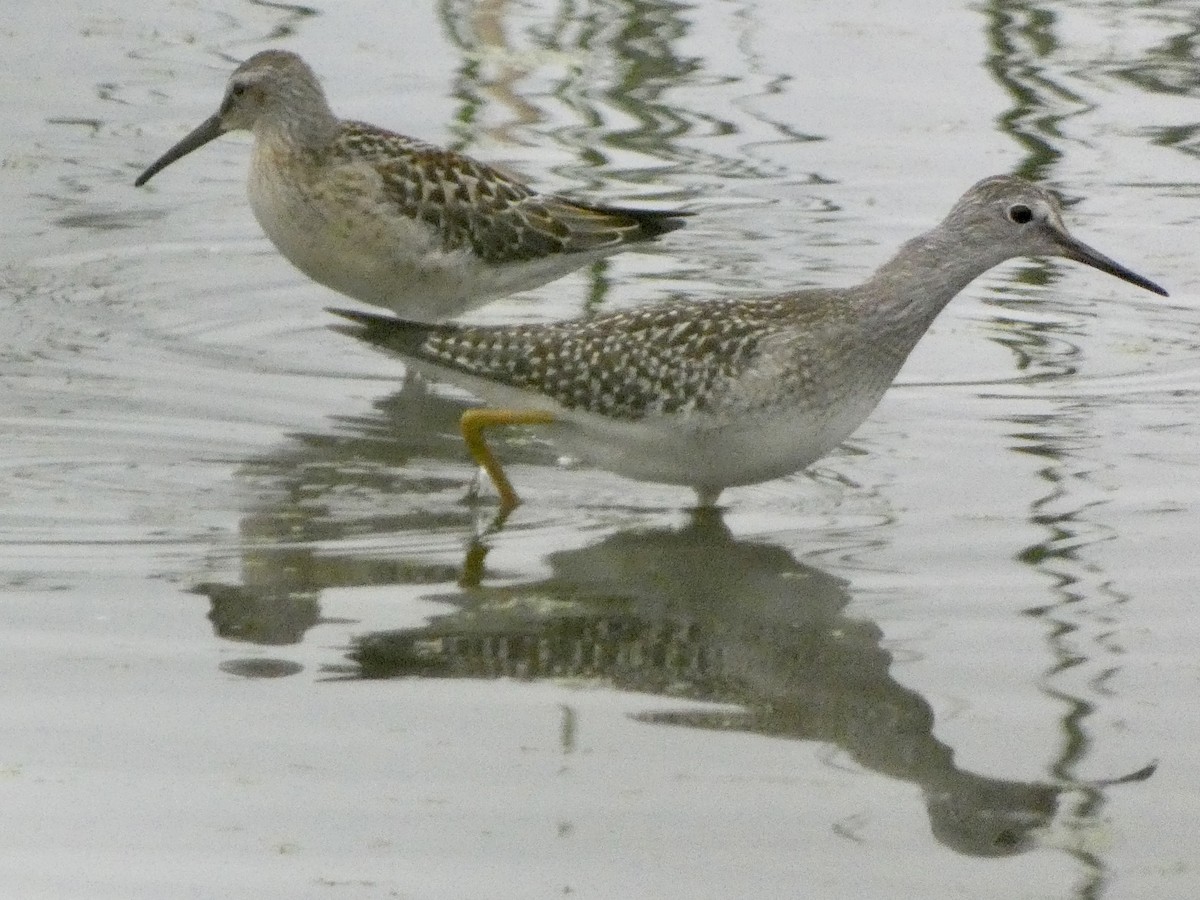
[345,509,1151,858]
[193,375,561,644]
[192,377,1152,858]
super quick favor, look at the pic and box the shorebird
[134,49,690,321]
[330,175,1167,512]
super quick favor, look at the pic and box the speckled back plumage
[329,174,1166,505]
[335,292,869,422]
[133,49,691,321]
[334,123,688,264]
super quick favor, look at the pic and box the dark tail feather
[576,201,695,239]
[326,307,446,357]
[624,206,694,238]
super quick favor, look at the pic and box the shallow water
[3,0,1200,897]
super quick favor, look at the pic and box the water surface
[2,1,1199,897]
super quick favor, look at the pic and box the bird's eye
[1008,204,1033,224]
[226,82,253,103]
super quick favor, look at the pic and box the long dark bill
[134,114,225,187]
[1056,229,1168,297]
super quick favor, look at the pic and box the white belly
[554,392,885,490]
[408,359,892,497]
[247,150,603,321]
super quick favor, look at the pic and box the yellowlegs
[331,175,1167,511]
[134,49,690,321]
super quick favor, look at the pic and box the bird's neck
[857,223,1012,340]
[256,97,340,154]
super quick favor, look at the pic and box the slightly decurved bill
[134,115,225,187]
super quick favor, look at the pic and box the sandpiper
[134,49,690,321]
[331,175,1167,511]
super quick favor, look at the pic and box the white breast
[247,147,488,320]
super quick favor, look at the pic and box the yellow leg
[460,408,555,512]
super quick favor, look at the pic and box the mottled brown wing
[332,297,817,421]
[338,122,687,263]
